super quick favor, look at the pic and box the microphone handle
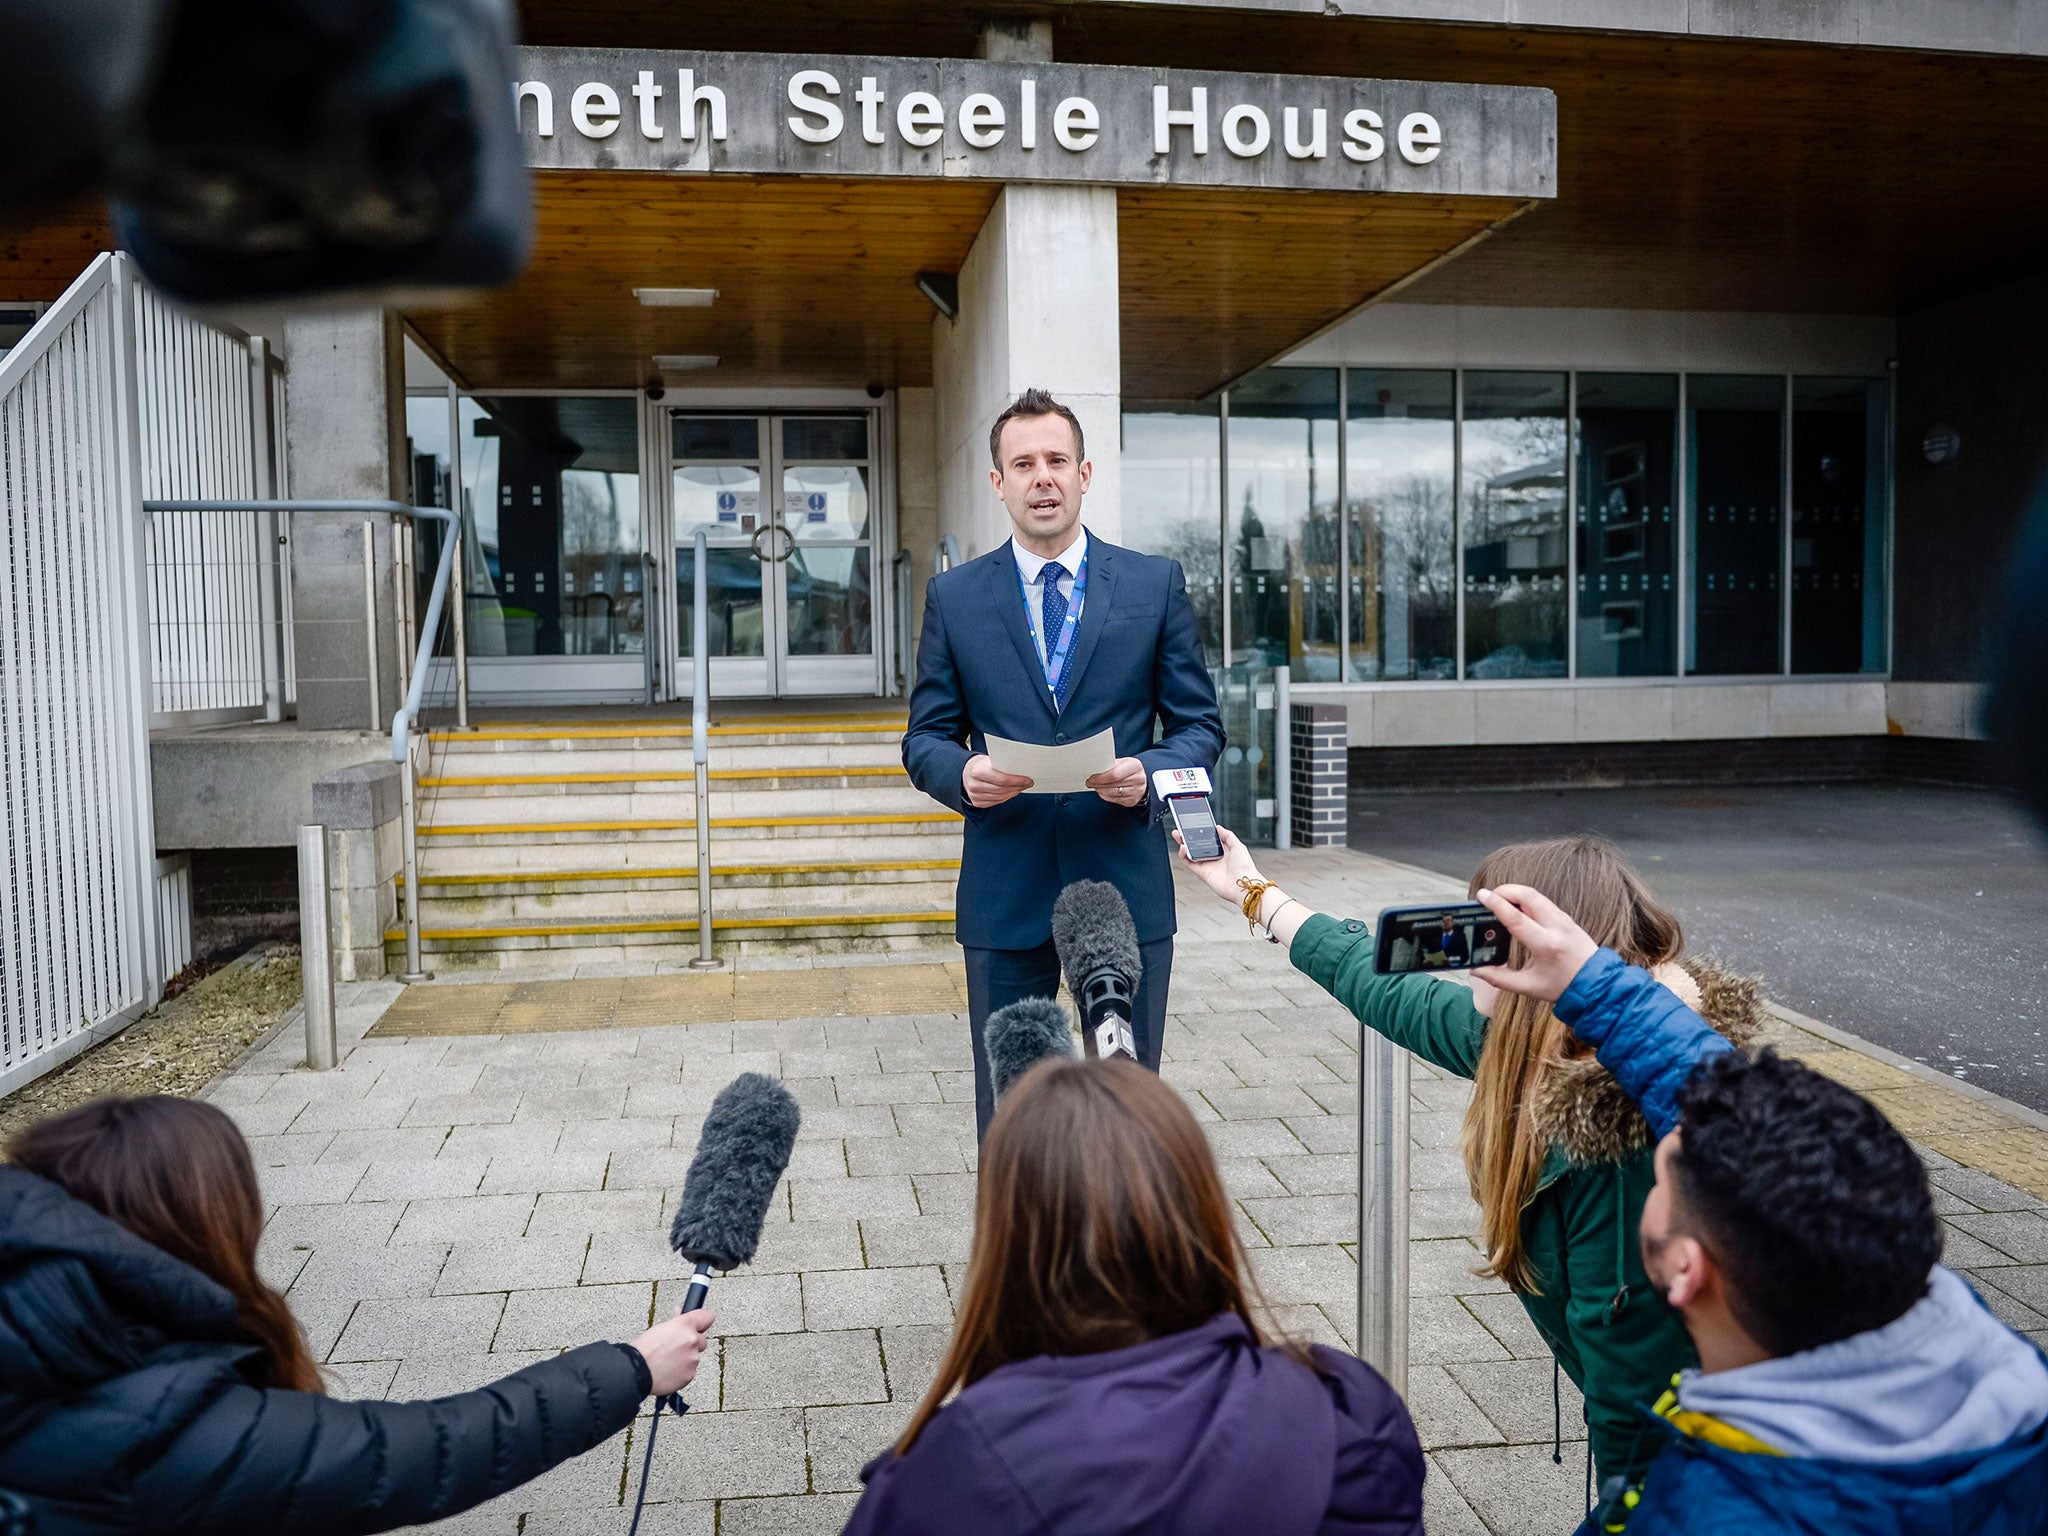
[681,1261,715,1314]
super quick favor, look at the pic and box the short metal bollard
[1358,1032,1411,1392]
[297,824,339,1070]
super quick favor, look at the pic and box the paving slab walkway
[208,850,2048,1536]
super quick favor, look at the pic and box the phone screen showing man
[1168,793,1224,861]
[1373,902,1507,973]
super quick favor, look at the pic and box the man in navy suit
[903,388,1224,1135]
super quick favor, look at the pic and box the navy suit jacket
[902,532,1224,950]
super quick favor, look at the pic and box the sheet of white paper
[982,728,1117,794]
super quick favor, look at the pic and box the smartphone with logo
[1152,766,1224,862]
[1373,901,1507,974]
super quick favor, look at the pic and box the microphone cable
[628,1389,689,1536]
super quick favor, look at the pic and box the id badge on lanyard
[1020,552,1088,709]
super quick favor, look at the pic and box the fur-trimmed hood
[1531,956,1763,1166]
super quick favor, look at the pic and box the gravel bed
[0,945,302,1145]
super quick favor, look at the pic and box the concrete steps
[389,713,962,969]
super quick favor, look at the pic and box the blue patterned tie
[1039,561,1069,681]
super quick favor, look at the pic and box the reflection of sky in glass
[1122,409,1223,660]
[1348,370,1455,680]
[1461,373,1569,678]
[1228,380,1340,675]
[675,465,760,541]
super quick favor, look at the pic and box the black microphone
[1051,880,1143,1062]
[985,997,1077,1101]
[669,1072,801,1313]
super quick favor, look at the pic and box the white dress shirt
[1011,526,1088,668]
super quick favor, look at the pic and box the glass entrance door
[672,412,879,697]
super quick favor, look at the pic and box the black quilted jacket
[0,1166,644,1534]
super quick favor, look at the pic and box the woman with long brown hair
[1180,830,1760,1494]
[0,1095,713,1535]
[841,1055,1424,1536]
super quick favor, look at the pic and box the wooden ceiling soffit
[1119,187,1531,399]
[404,174,1000,391]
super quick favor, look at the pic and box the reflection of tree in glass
[1353,473,1455,599]
[1466,415,1567,542]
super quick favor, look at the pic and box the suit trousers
[964,936,1174,1138]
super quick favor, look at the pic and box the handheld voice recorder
[1152,766,1224,862]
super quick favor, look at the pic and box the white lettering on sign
[571,82,620,138]
[677,69,727,142]
[1283,106,1327,160]
[1221,103,1269,158]
[787,69,843,143]
[1054,96,1099,152]
[959,92,1005,148]
[514,81,554,138]
[632,70,663,139]
[898,90,945,147]
[1342,107,1384,162]
[512,53,1561,198]
[1398,111,1441,164]
[1154,85,1210,156]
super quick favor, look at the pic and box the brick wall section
[1290,703,1349,847]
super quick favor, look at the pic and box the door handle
[751,523,797,563]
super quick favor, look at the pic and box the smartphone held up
[1373,902,1506,974]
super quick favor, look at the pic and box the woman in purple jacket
[842,1056,1425,1536]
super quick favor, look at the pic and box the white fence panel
[155,852,194,981]
[137,287,280,721]
[0,256,160,1094]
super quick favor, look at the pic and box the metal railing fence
[0,254,164,1092]
[135,284,289,723]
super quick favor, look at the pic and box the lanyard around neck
[1018,548,1088,706]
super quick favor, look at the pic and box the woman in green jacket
[1178,829,1759,1492]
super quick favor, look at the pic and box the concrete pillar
[932,185,1122,558]
[283,311,409,731]
[310,760,403,981]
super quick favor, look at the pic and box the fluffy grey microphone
[670,1072,801,1312]
[985,997,1077,1100]
[1052,880,1144,1059]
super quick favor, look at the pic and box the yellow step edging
[382,911,956,942]
[420,765,909,788]
[435,718,907,743]
[418,811,962,837]
[399,858,961,887]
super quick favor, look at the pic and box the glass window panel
[1346,369,1455,680]
[678,544,765,658]
[785,465,870,543]
[405,394,457,654]
[781,415,868,462]
[1575,373,1678,677]
[785,546,873,656]
[1461,372,1569,678]
[672,415,759,460]
[1791,377,1888,674]
[1686,375,1784,675]
[1121,401,1222,665]
[674,465,760,543]
[1226,368,1341,679]
[459,396,643,659]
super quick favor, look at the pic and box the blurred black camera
[1,0,531,304]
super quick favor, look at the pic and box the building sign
[514,49,1555,199]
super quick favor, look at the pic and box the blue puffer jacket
[0,1165,647,1535]
[1556,950,2048,1536]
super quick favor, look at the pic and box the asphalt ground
[1346,781,2048,1114]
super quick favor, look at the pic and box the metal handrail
[891,548,913,694]
[934,533,962,576]
[142,497,461,982]
[688,528,719,969]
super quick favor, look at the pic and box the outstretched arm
[1473,884,1733,1140]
